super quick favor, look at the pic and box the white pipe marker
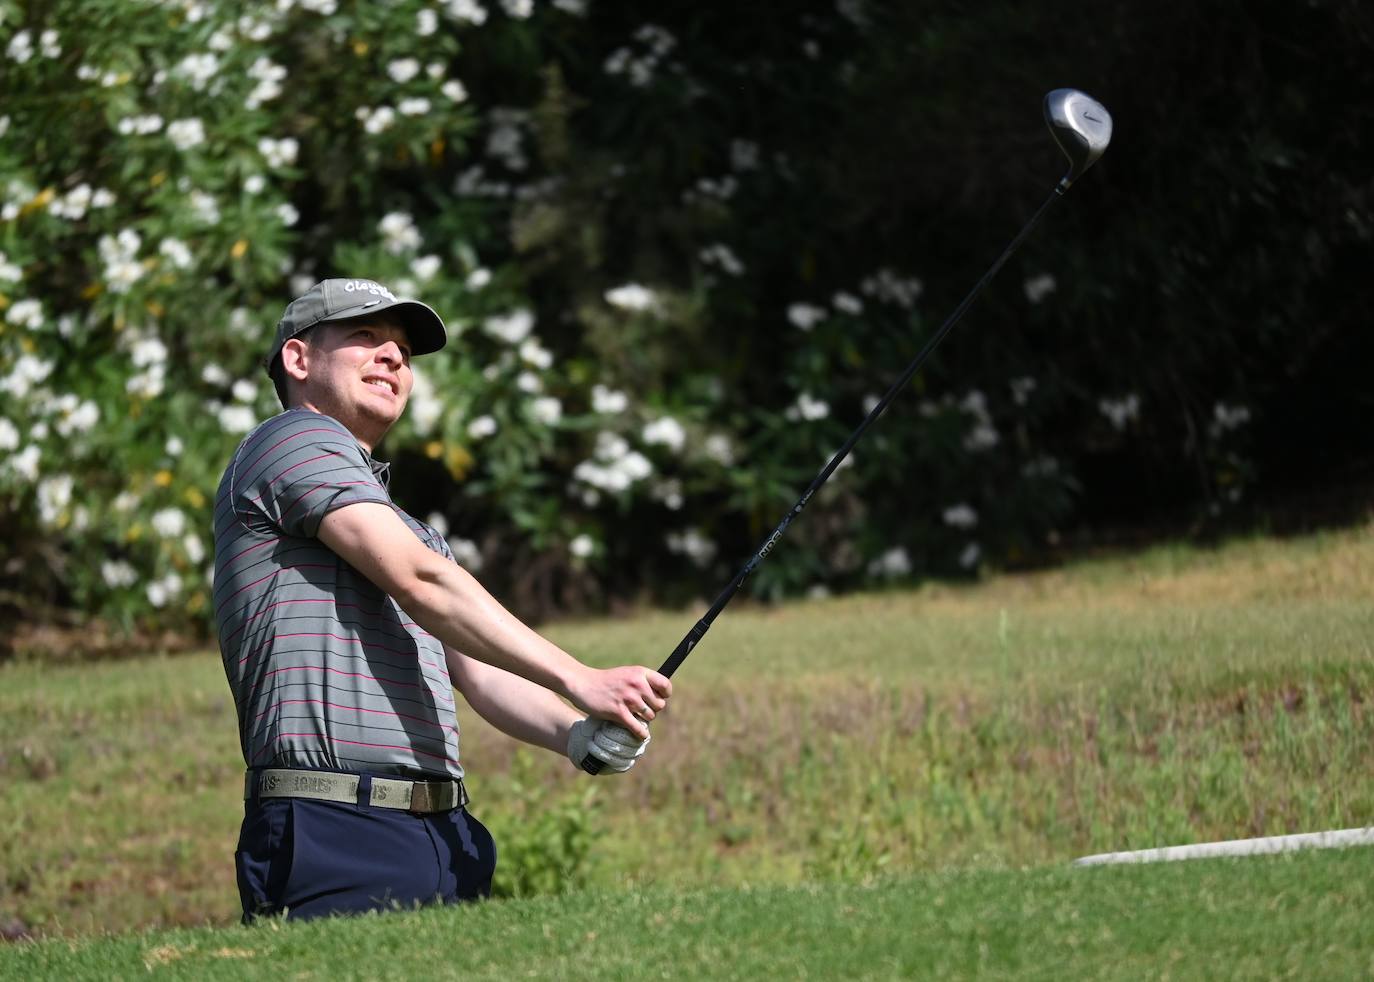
[1073,827,1374,867]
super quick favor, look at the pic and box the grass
[2,521,1373,939]
[4,847,1373,979]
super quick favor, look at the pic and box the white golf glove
[567,718,649,774]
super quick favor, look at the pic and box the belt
[246,768,469,814]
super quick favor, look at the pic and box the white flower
[244,174,266,195]
[642,417,686,452]
[39,29,61,58]
[300,0,338,12]
[387,58,421,84]
[398,97,432,117]
[0,354,55,398]
[0,116,8,138]
[36,476,73,526]
[666,528,717,567]
[788,393,830,422]
[165,436,184,456]
[159,238,194,270]
[189,191,220,224]
[441,79,468,102]
[652,478,684,510]
[0,418,17,451]
[116,114,164,136]
[1211,402,1252,434]
[406,366,443,435]
[9,444,40,482]
[958,542,981,570]
[379,212,421,254]
[699,242,744,276]
[515,371,541,394]
[447,536,483,571]
[860,268,923,308]
[208,30,233,51]
[1010,376,1037,406]
[356,106,396,134]
[54,399,99,436]
[465,267,491,289]
[1098,394,1140,431]
[417,9,439,34]
[500,0,533,17]
[590,385,629,414]
[201,364,230,387]
[425,511,451,538]
[787,303,827,331]
[832,291,864,315]
[6,30,33,63]
[552,0,587,12]
[183,534,205,564]
[483,308,534,345]
[730,139,760,172]
[218,404,257,432]
[146,572,183,608]
[963,423,999,452]
[519,338,553,369]
[467,415,498,439]
[245,57,287,108]
[6,299,43,329]
[605,283,657,312]
[49,184,95,220]
[446,0,489,25]
[274,203,299,226]
[1024,273,1057,304]
[173,52,220,90]
[90,188,114,208]
[427,62,447,80]
[151,507,187,538]
[258,137,299,168]
[569,533,595,558]
[531,396,562,426]
[167,118,206,150]
[101,560,137,589]
[703,434,734,466]
[868,547,911,578]
[485,109,528,170]
[942,504,979,530]
[231,379,257,403]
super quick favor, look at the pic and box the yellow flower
[352,39,369,55]
[446,444,474,481]
[183,487,206,509]
[154,470,174,488]
[231,239,249,259]
[424,440,444,459]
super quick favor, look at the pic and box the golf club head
[1044,88,1112,190]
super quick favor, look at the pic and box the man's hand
[567,718,649,774]
[565,666,671,740]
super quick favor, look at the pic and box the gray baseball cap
[263,278,448,373]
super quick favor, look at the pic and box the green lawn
[2,521,1373,940]
[5,847,1373,980]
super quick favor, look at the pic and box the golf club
[582,88,1113,773]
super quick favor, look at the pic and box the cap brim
[320,298,448,356]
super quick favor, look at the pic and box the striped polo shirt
[212,408,462,781]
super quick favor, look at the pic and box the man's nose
[376,341,404,366]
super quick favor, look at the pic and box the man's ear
[281,336,312,383]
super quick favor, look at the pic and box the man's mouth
[363,376,397,395]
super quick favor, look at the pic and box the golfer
[213,278,670,922]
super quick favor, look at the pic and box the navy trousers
[235,783,496,923]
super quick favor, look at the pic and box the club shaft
[581,183,1066,774]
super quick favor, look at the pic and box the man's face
[295,318,414,448]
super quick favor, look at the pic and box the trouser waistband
[245,768,469,813]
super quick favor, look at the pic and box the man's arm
[317,501,669,738]
[445,645,580,755]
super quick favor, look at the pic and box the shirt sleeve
[232,410,392,539]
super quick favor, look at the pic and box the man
[213,278,670,922]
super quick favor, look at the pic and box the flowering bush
[4,0,1357,647]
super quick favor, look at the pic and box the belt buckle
[408,781,433,814]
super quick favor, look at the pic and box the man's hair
[269,324,319,408]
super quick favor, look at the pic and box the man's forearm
[446,647,580,755]
[401,558,586,700]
